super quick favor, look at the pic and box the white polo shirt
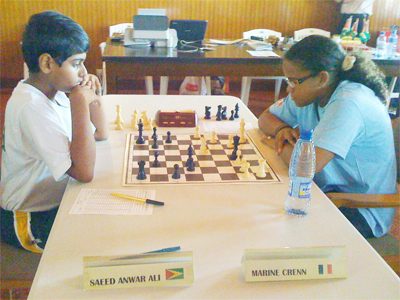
[340,0,374,15]
[1,81,72,211]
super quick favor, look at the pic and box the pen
[111,192,164,206]
[146,246,181,253]
[111,246,181,261]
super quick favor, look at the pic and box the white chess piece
[227,134,234,149]
[256,158,267,178]
[146,117,153,130]
[194,126,200,139]
[239,156,248,173]
[235,149,242,165]
[141,111,149,127]
[115,105,124,130]
[131,110,138,130]
[242,162,251,178]
[239,118,246,143]
[200,135,208,154]
[210,131,218,144]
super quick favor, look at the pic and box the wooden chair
[293,28,331,42]
[326,117,400,275]
[241,29,285,105]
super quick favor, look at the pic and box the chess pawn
[234,149,242,165]
[239,118,247,143]
[131,110,138,130]
[256,158,267,178]
[210,131,218,144]
[200,135,208,154]
[227,134,234,149]
[194,126,200,139]
[242,161,251,178]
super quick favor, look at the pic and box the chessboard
[122,133,280,185]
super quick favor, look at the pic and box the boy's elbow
[77,173,94,183]
[67,166,94,183]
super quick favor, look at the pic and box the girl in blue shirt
[258,35,396,238]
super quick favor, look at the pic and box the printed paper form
[70,188,155,215]
[247,50,280,57]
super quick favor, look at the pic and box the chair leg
[387,77,398,109]
[23,62,29,79]
[274,78,283,102]
[241,77,252,106]
[101,62,107,95]
[160,76,169,95]
[205,77,212,95]
[145,76,154,95]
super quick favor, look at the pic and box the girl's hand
[275,127,299,155]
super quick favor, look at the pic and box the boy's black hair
[22,10,90,73]
[285,35,388,102]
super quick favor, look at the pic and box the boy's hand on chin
[69,84,97,106]
[80,74,102,96]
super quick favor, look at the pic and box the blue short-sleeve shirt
[269,80,396,237]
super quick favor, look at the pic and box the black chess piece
[234,103,240,118]
[172,164,181,179]
[186,157,195,171]
[151,127,157,140]
[229,148,238,160]
[229,110,235,121]
[165,131,172,143]
[233,135,240,148]
[136,120,145,144]
[221,106,227,120]
[216,105,222,121]
[151,135,158,149]
[205,106,211,120]
[152,150,161,167]
[136,160,147,180]
[187,145,194,157]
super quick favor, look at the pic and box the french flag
[318,264,333,275]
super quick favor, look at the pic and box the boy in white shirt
[1,11,108,252]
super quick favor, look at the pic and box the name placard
[242,246,347,282]
[83,251,193,289]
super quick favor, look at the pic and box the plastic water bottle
[388,28,398,58]
[285,129,316,216]
[376,31,387,58]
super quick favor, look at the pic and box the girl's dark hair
[284,35,388,102]
[22,11,90,73]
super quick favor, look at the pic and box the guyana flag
[165,268,184,280]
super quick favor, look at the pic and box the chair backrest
[294,28,331,42]
[243,29,282,39]
[109,23,133,37]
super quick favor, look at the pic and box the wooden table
[102,41,400,94]
[28,95,400,299]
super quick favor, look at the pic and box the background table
[29,95,400,299]
[103,42,400,94]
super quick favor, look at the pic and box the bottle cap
[300,129,313,141]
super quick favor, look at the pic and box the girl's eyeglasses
[285,74,316,88]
